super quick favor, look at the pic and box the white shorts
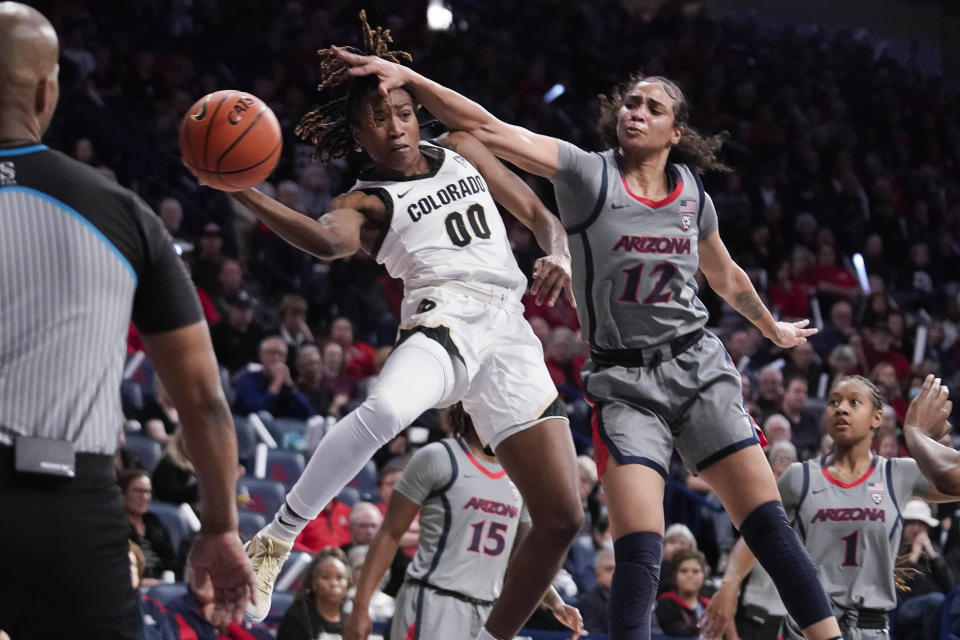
[398,281,565,449]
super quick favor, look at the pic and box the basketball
[179,90,282,191]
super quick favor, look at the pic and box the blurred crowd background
[25,0,960,637]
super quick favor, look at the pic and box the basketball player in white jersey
[345,404,583,640]
[189,15,583,640]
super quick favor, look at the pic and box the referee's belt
[590,328,705,368]
[404,577,495,607]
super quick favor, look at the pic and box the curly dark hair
[596,73,729,174]
[295,10,413,163]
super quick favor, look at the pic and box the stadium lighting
[852,253,870,294]
[427,0,453,31]
[543,83,566,104]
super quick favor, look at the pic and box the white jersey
[351,141,527,299]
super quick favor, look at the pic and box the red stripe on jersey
[405,622,417,640]
[619,172,684,208]
[588,399,610,478]
[463,447,507,479]
[821,459,877,488]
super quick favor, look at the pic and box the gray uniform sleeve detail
[890,457,931,502]
[395,442,454,506]
[698,192,719,241]
[550,140,606,230]
[777,462,805,517]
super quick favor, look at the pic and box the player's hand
[331,45,410,97]
[344,607,373,640]
[550,601,585,639]
[767,319,818,349]
[531,254,576,308]
[187,531,256,626]
[904,375,953,441]
[181,158,212,188]
[699,580,738,640]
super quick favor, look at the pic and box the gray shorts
[390,580,492,640]
[585,330,759,477]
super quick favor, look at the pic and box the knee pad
[609,531,662,637]
[739,501,833,629]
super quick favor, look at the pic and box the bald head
[0,2,59,139]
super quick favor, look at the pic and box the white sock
[280,334,457,524]
[263,501,310,543]
[475,628,501,640]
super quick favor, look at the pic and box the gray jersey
[778,457,930,610]
[395,438,528,602]
[551,141,717,349]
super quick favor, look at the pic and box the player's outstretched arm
[345,493,420,640]
[438,131,575,308]
[332,46,561,179]
[699,231,817,348]
[141,322,255,623]
[232,189,372,260]
[903,375,960,499]
[699,537,756,640]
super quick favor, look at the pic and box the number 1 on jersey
[841,530,859,567]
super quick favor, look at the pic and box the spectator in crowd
[782,342,823,394]
[769,259,812,322]
[577,547,616,636]
[341,501,409,598]
[755,366,785,416]
[120,469,176,584]
[329,316,377,380]
[213,258,245,315]
[138,374,180,445]
[296,344,334,416]
[779,376,821,460]
[157,196,192,251]
[809,243,860,307]
[274,294,314,370]
[168,562,273,640]
[233,336,314,419]
[761,414,791,448]
[826,344,859,388]
[375,460,419,557]
[811,300,855,359]
[299,164,334,219]
[895,499,957,640]
[191,222,225,297]
[344,545,395,626]
[724,330,753,373]
[864,321,911,382]
[870,361,908,422]
[655,549,713,638]
[545,326,585,400]
[211,291,265,374]
[659,523,697,596]
[318,339,359,411]
[152,427,199,509]
[294,497,353,553]
[277,548,352,640]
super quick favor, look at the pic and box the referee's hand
[188,531,256,626]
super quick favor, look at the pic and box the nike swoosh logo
[812,488,826,494]
[398,187,414,198]
[611,202,630,210]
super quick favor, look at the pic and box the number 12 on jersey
[466,520,508,556]
[619,262,676,304]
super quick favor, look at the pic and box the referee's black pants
[0,445,139,640]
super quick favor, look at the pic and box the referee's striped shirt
[0,144,202,455]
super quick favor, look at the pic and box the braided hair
[596,73,729,174]
[295,10,413,163]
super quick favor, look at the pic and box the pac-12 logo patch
[872,493,883,505]
[867,481,885,505]
[679,199,696,232]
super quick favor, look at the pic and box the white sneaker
[245,530,292,622]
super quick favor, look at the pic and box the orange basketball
[179,90,282,191]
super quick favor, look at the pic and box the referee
[0,3,254,638]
